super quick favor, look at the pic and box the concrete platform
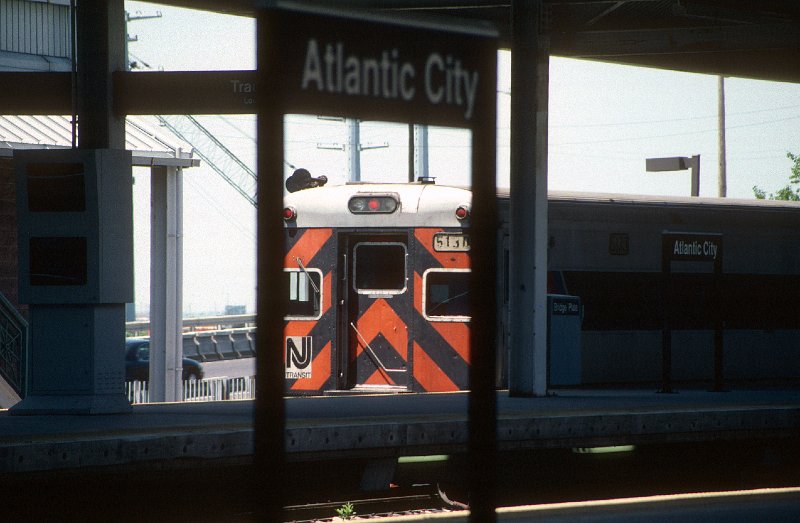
[345,487,800,522]
[0,388,798,474]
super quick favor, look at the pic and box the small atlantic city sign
[662,231,723,263]
[262,4,497,128]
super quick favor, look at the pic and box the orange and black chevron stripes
[410,232,471,391]
[284,225,475,394]
[284,227,337,395]
[352,298,408,362]
[430,322,470,364]
[285,228,333,268]
[285,320,315,338]
[414,228,470,269]
[362,367,398,386]
[413,271,423,316]
[412,341,458,391]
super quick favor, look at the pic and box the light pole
[646,155,701,197]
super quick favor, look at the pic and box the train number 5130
[433,233,471,252]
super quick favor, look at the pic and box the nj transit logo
[286,336,312,379]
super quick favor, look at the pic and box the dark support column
[467,41,499,523]
[75,0,129,412]
[713,304,725,391]
[76,0,126,149]
[509,0,549,396]
[661,255,673,393]
[256,12,287,522]
[712,253,725,392]
[661,233,723,393]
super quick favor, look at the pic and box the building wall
[0,0,72,71]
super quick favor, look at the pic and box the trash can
[547,294,582,386]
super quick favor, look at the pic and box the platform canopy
[0,115,199,168]
[156,0,800,84]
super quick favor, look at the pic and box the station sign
[261,4,497,128]
[115,71,258,115]
[662,231,722,263]
[660,230,724,393]
[550,296,581,316]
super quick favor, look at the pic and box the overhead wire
[550,103,800,129]
[184,174,256,242]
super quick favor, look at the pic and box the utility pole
[125,10,162,71]
[407,124,430,182]
[317,118,388,182]
[413,124,429,181]
[347,118,361,181]
[718,76,727,197]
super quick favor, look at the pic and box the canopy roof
[158,0,800,83]
[0,115,199,167]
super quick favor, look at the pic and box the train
[281,175,800,395]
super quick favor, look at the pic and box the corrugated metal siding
[0,116,195,160]
[0,0,71,58]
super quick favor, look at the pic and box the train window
[285,268,323,319]
[423,269,471,321]
[354,242,407,294]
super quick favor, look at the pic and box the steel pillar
[509,0,550,397]
[76,0,126,150]
[149,166,184,402]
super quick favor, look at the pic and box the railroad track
[284,485,467,522]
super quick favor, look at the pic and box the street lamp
[646,155,701,197]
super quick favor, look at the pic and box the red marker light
[348,195,398,214]
[283,206,297,221]
[455,205,470,220]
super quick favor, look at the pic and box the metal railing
[126,314,257,337]
[126,315,257,362]
[185,327,256,361]
[0,293,27,396]
[125,376,256,405]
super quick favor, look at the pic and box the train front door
[344,235,411,391]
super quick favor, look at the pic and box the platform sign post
[257,4,497,521]
[661,232,724,393]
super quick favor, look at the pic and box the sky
[125,1,800,317]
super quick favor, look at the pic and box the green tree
[753,152,800,201]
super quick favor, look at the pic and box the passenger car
[125,338,204,382]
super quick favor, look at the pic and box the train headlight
[348,194,399,214]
